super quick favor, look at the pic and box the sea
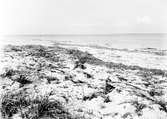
[0,34,167,50]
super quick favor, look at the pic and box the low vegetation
[1,45,167,119]
[1,91,72,119]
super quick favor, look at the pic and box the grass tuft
[1,92,73,119]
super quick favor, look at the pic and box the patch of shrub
[1,68,16,78]
[45,76,59,84]
[16,74,32,86]
[83,72,93,79]
[104,96,111,103]
[122,112,132,119]
[4,45,22,52]
[1,92,30,118]
[26,95,72,119]
[1,68,32,87]
[83,93,98,101]
[104,79,115,94]
[131,101,146,116]
[1,92,73,119]
[117,76,127,81]
[67,49,103,65]
[149,89,164,97]
[156,101,167,113]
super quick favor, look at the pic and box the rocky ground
[0,44,167,119]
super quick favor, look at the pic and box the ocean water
[1,34,167,50]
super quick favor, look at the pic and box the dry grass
[0,92,73,119]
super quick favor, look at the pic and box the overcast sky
[0,0,167,34]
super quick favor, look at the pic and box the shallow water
[1,34,167,50]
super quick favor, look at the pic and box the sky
[0,0,167,34]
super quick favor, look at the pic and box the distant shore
[1,34,167,50]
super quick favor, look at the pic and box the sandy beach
[0,38,167,119]
[1,0,167,118]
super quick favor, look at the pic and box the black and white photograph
[0,0,167,119]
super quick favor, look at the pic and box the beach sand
[0,38,167,119]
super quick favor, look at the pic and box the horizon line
[2,33,167,37]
